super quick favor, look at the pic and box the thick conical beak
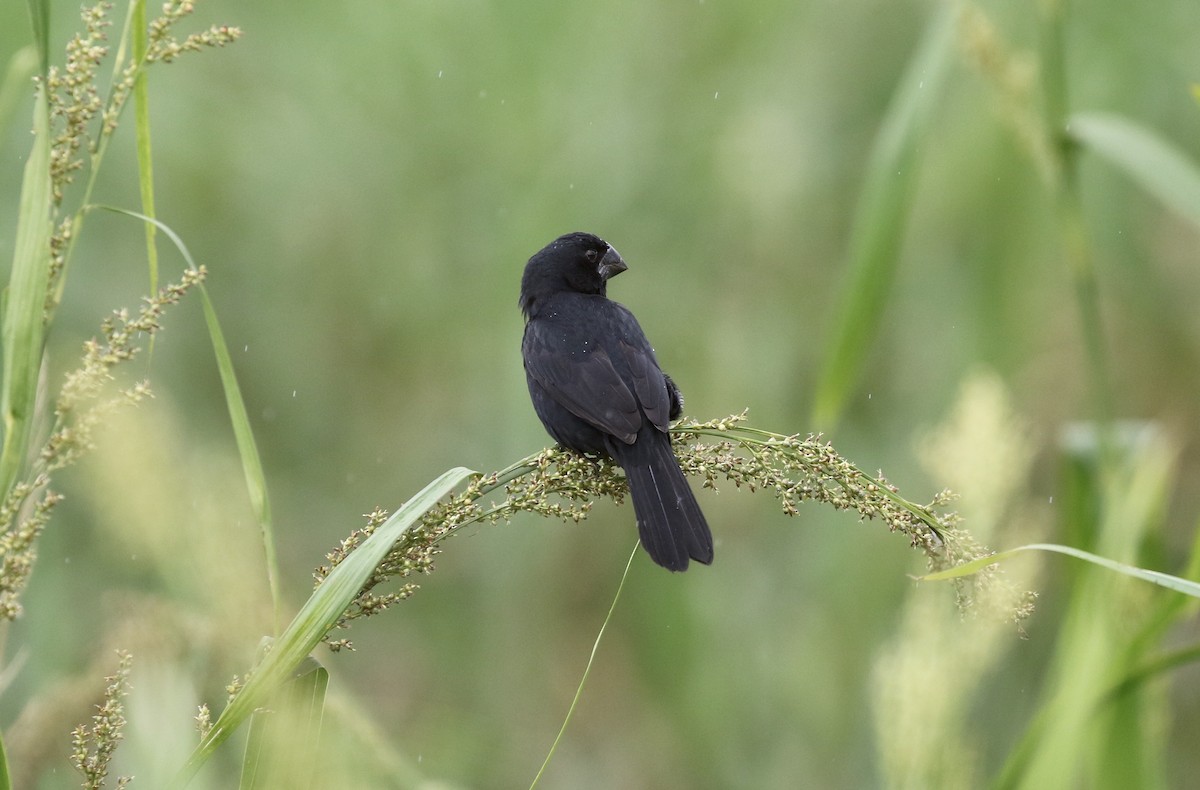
[598,246,628,281]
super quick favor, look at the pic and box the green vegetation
[2,0,1199,787]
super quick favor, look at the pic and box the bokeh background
[2,0,1200,787]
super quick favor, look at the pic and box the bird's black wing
[610,300,673,432]
[618,335,671,432]
[523,315,643,444]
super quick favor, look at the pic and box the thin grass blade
[530,541,639,789]
[919,543,1200,597]
[90,206,194,268]
[92,205,285,630]
[199,286,283,631]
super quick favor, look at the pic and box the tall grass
[870,3,1200,789]
[2,0,1200,788]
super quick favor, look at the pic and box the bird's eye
[585,249,599,263]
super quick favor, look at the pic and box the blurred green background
[2,0,1200,787]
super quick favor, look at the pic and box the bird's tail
[612,429,713,572]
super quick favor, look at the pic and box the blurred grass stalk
[874,2,1200,787]
[873,372,1039,790]
[996,425,1179,790]
[119,0,284,631]
[2,3,287,784]
[810,1,955,432]
[1010,3,1200,784]
[1040,0,1116,470]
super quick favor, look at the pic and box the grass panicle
[0,268,205,621]
[958,2,1057,184]
[1,0,240,625]
[40,1,241,311]
[70,650,134,790]
[873,372,1042,789]
[317,410,1035,653]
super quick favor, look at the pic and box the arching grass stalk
[174,410,1036,784]
[318,411,1035,652]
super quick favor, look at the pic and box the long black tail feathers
[618,434,713,572]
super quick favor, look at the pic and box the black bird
[519,232,713,571]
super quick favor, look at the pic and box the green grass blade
[1068,112,1200,233]
[240,658,330,790]
[166,465,475,790]
[0,84,53,496]
[130,0,160,298]
[199,286,283,631]
[810,3,956,431]
[90,206,196,269]
[91,205,284,630]
[918,542,1200,597]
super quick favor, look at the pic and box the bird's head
[519,232,627,318]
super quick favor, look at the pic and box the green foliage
[2,0,1200,788]
[70,651,133,789]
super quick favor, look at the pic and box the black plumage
[519,232,713,571]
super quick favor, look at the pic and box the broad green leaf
[1068,112,1200,233]
[0,84,52,496]
[167,465,475,789]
